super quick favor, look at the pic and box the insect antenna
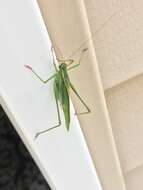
[68,10,119,58]
[53,41,64,59]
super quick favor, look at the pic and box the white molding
[0,1,102,190]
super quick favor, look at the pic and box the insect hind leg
[34,95,61,139]
[70,82,91,115]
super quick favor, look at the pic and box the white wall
[0,1,102,190]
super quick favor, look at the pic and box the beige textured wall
[84,0,143,189]
[37,0,143,189]
[84,0,143,90]
[37,1,126,190]
[105,74,143,173]
[125,165,143,190]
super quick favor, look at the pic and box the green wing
[61,82,70,130]
[61,65,70,90]
[54,72,70,131]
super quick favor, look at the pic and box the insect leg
[67,48,88,70]
[57,59,74,66]
[51,46,58,71]
[67,64,80,71]
[70,82,91,115]
[34,95,61,139]
[25,65,56,83]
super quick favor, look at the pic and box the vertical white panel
[0,1,102,190]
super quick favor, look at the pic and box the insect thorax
[56,63,70,89]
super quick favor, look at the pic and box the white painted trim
[0,1,103,190]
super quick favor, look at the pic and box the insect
[25,11,117,139]
[25,47,90,139]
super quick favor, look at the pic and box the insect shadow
[25,47,90,139]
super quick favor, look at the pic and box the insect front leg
[57,59,74,66]
[67,48,88,71]
[34,94,61,139]
[25,65,56,83]
[70,82,91,115]
[67,64,80,71]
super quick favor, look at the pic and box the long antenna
[53,41,64,59]
[68,10,119,58]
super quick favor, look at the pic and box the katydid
[25,47,90,139]
[24,11,118,139]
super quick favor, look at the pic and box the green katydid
[25,47,90,139]
[25,11,117,139]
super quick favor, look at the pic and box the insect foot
[24,65,32,70]
[34,132,41,140]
